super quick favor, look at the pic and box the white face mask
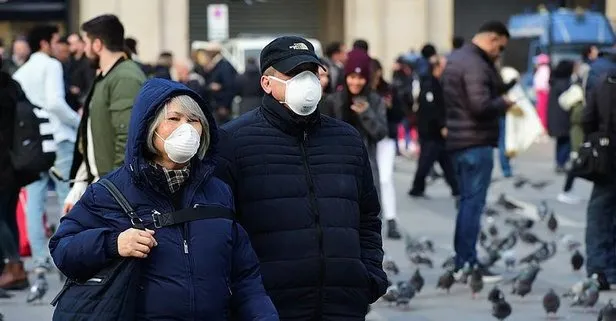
[156,123,201,164]
[269,70,322,116]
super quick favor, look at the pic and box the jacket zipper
[299,130,325,319]
[183,222,195,320]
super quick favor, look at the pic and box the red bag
[17,188,31,257]
[16,188,51,257]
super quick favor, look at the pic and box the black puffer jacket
[442,44,509,152]
[215,95,388,320]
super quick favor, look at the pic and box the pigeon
[542,289,560,316]
[441,254,456,270]
[26,274,49,304]
[502,250,516,270]
[537,200,549,220]
[571,283,600,309]
[547,211,558,232]
[437,269,455,293]
[519,230,541,244]
[418,237,435,253]
[470,265,484,299]
[519,241,557,264]
[492,293,512,320]
[513,177,528,189]
[383,256,400,275]
[504,218,534,230]
[410,269,425,293]
[498,194,523,211]
[512,264,541,298]
[571,250,584,271]
[488,224,499,238]
[396,281,416,307]
[381,284,399,305]
[488,286,502,304]
[409,253,434,269]
[487,231,518,253]
[484,206,501,216]
[479,230,489,247]
[404,232,434,255]
[0,288,12,299]
[564,274,597,298]
[478,248,502,269]
[598,299,616,321]
[530,180,550,190]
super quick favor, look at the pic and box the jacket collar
[469,44,497,69]
[261,94,320,137]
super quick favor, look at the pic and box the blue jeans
[585,180,616,283]
[452,146,494,269]
[498,117,512,177]
[25,140,74,265]
[555,136,571,168]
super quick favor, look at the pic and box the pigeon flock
[377,187,616,320]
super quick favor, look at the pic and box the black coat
[442,44,509,152]
[0,71,20,190]
[215,95,388,320]
[236,64,264,115]
[417,75,446,141]
[547,78,572,138]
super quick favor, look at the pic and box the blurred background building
[0,0,615,76]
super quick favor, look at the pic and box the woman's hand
[117,228,158,258]
[351,100,370,114]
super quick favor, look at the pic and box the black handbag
[51,179,236,320]
[50,178,144,321]
[571,76,615,183]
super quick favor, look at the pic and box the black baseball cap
[260,36,325,74]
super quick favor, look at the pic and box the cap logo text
[289,43,309,50]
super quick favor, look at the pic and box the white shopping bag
[500,67,545,158]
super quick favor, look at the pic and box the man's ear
[261,75,272,94]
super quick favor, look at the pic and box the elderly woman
[49,79,278,320]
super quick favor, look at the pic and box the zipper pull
[183,239,189,254]
[303,131,308,142]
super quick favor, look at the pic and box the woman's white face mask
[269,70,322,116]
[156,123,200,164]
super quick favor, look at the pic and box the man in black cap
[216,36,387,320]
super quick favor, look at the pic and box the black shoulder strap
[98,178,145,230]
[152,205,235,228]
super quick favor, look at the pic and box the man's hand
[350,101,370,114]
[62,202,74,216]
[509,105,524,117]
[440,127,448,138]
[69,86,81,95]
[209,82,222,92]
[117,228,158,258]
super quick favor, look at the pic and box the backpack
[10,97,56,186]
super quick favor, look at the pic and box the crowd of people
[0,12,614,321]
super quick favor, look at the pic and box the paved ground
[0,141,612,320]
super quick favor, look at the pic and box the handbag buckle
[152,211,162,228]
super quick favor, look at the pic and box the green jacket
[73,59,146,179]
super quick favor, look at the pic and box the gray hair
[146,95,210,161]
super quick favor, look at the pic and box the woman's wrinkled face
[346,73,366,95]
[154,101,203,156]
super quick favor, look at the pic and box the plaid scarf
[150,162,190,194]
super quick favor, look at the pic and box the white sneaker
[557,192,581,205]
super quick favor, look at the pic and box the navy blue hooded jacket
[50,79,278,321]
[215,94,388,320]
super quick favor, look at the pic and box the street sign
[207,4,229,41]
